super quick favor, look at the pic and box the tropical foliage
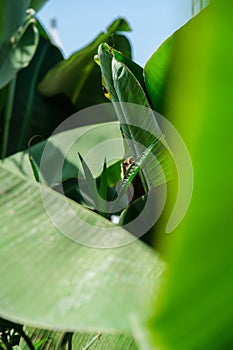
[0,0,233,349]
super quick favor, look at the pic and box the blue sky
[38,0,192,65]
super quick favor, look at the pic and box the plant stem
[82,333,101,350]
[0,77,17,159]
[192,0,195,16]
[200,0,203,10]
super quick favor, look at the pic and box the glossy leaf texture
[137,3,233,350]
[38,18,132,110]
[0,162,164,332]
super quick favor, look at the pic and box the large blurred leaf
[38,18,132,110]
[5,35,74,156]
[144,11,204,116]
[144,35,174,114]
[137,3,233,349]
[0,163,164,332]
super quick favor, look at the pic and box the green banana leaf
[38,18,132,110]
[137,2,233,349]
[98,45,179,243]
[98,44,172,192]
[0,160,164,332]
[99,43,154,151]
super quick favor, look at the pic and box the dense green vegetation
[0,0,233,349]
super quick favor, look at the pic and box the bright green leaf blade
[144,10,205,116]
[38,18,132,109]
[144,35,174,114]
[99,44,161,154]
[0,164,163,332]
[139,3,233,350]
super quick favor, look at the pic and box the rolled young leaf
[98,44,172,192]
